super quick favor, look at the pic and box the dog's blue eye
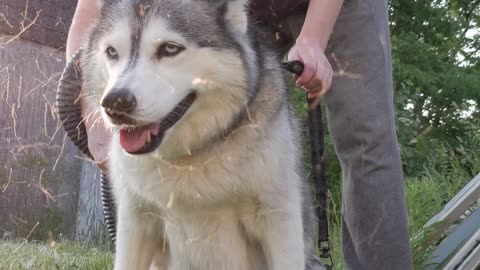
[165,44,179,54]
[106,46,118,60]
[157,42,185,58]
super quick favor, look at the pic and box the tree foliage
[389,0,480,176]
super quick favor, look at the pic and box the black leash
[283,60,333,269]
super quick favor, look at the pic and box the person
[67,0,414,269]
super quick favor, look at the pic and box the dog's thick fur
[80,0,324,269]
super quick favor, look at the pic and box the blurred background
[0,0,479,269]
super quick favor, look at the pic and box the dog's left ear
[223,0,250,34]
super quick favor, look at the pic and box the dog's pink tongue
[119,123,160,153]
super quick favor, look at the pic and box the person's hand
[80,96,111,171]
[287,39,333,99]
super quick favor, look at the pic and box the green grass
[327,167,475,270]
[326,180,469,270]
[1,168,472,270]
[0,241,113,270]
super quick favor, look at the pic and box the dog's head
[76,0,258,158]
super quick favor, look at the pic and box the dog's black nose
[101,89,137,113]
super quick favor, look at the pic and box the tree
[389,0,480,175]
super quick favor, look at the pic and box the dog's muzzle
[117,91,197,155]
[56,49,197,156]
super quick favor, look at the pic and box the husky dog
[79,0,325,269]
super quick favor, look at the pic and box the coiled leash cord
[56,52,332,268]
[56,50,118,247]
[100,171,117,245]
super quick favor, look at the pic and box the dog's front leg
[114,190,160,270]
[259,201,306,270]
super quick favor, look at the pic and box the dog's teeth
[146,133,151,144]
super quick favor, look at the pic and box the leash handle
[283,60,305,76]
[283,60,332,268]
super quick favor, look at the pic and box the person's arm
[297,0,343,52]
[67,0,110,171]
[66,0,100,61]
[288,0,344,98]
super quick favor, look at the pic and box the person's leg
[325,1,413,269]
[275,1,413,269]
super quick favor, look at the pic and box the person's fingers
[82,99,112,167]
[314,68,333,97]
[308,91,323,99]
[287,47,300,62]
[304,77,323,92]
[296,59,316,88]
[96,160,108,172]
[301,62,327,93]
[326,68,333,89]
[287,48,305,85]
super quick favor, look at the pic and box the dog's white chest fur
[108,110,303,270]
[162,206,266,270]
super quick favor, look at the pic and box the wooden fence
[0,33,104,245]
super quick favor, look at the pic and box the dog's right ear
[203,0,250,34]
[224,0,250,34]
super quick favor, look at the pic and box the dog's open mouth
[119,92,196,155]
